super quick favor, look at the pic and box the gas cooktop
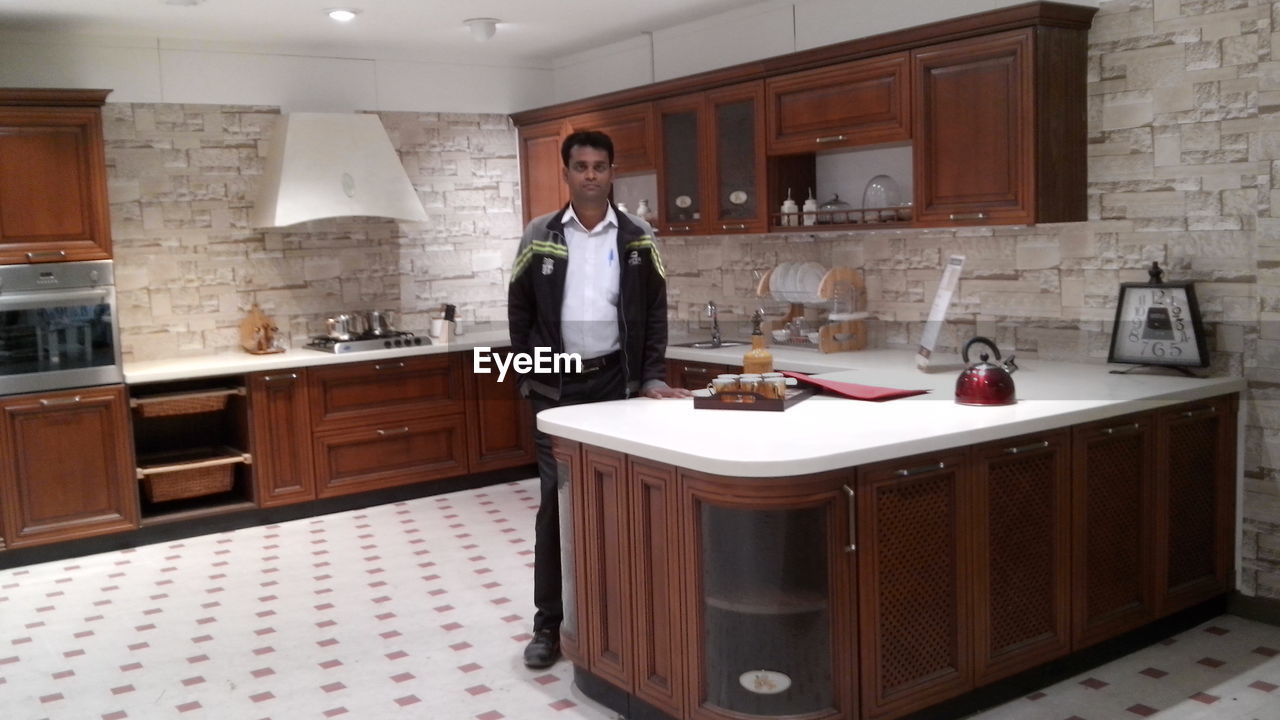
[304,331,429,354]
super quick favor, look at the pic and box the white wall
[544,0,1101,106]
[0,31,554,114]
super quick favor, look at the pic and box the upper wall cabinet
[518,119,570,224]
[0,89,113,264]
[765,53,911,155]
[565,103,656,176]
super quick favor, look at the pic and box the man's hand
[643,385,693,399]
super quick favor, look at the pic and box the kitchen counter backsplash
[103,104,518,362]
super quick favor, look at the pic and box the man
[507,130,690,669]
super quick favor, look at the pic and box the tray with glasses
[692,372,813,412]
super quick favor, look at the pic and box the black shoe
[523,629,560,669]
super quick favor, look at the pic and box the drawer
[314,414,469,498]
[308,353,463,431]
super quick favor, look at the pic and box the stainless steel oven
[0,260,123,396]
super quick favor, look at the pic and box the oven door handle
[0,288,112,311]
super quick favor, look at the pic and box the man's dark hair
[561,130,614,167]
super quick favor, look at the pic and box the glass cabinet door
[656,97,707,235]
[708,81,767,234]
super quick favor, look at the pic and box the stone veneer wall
[664,0,1280,599]
[104,107,518,361]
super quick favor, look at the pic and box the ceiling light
[463,17,500,42]
[327,8,361,22]
[162,0,207,6]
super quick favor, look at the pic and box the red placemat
[780,371,929,402]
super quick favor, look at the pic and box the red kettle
[955,337,1017,406]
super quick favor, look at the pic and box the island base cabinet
[629,458,686,718]
[580,447,634,691]
[970,431,1072,685]
[0,385,138,548]
[552,438,584,666]
[857,450,972,720]
[683,471,854,720]
[1155,396,1236,616]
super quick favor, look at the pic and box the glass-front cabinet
[683,472,854,720]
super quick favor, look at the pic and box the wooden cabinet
[248,369,315,507]
[666,359,733,391]
[0,89,113,264]
[629,457,685,718]
[765,53,911,155]
[580,446,634,689]
[1154,395,1235,616]
[970,430,1071,685]
[553,438,585,664]
[518,119,569,224]
[857,449,972,719]
[655,95,708,235]
[309,354,468,497]
[465,347,535,472]
[1071,413,1157,649]
[912,27,1086,226]
[0,385,137,548]
[565,104,656,176]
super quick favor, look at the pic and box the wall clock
[1107,261,1208,372]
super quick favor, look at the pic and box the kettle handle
[962,336,1001,364]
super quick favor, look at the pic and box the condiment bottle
[742,310,774,375]
[780,188,798,227]
[802,187,818,226]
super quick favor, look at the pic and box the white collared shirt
[560,204,621,359]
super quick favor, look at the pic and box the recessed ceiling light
[327,8,361,22]
[463,17,500,42]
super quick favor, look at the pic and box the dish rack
[755,264,868,353]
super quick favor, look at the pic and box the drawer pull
[1004,440,1050,455]
[667,225,692,232]
[1179,407,1215,419]
[39,395,82,407]
[895,461,945,477]
[376,426,410,437]
[682,366,711,374]
[1101,422,1140,436]
[374,362,406,371]
[27,250,68,262]
[949,212,988,221]
[815,134,848,144]
[721,223,747,231]
[842,484,857,553]
[262,373,298,383]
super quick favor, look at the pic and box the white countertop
[124,329,512,384]
[541,347,1245,477]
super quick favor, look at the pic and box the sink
[673,340,749,349]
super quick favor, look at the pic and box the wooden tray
[693,387,814,412]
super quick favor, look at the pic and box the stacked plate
[769,262,826,304]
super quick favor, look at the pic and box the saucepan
[326,313,366,341]
[364,309,398,336]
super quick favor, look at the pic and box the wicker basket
[140,463,234,502]
[132,390,233,418]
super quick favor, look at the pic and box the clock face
[1109,283,1207,367]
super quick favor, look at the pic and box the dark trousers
[529,361,626,634]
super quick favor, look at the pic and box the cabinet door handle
[668,225,692,232]
[1003,440,1049,455]
[842,484,857,553]
[1101,422,1140,436]
[39,395,82,407]
[894,461,945,477]
[374,362,406,371]
[376,426,410,437]
[1179,407,1216,419]
[949,212,988,221]
[262,373,298,383]
[815,134,848,144]
[721,223,747,231]
[27,250,68,262]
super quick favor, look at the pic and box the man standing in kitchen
[508,130,691,669]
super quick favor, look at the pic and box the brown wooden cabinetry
[765,53,911,154]
[0,89,113,264]
[666,359,732,391]
[465,347,535,472]
[248,369,315,507]
[630,457,686,718]
[857,449,972,719]
[580,446,634,689]
[565,104,656,176]
[518,119,569,224]
[0,385,137,548]
[309,354,468,497]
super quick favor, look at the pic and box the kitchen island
[538,350,1243,720]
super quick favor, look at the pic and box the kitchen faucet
[706,300,721,347]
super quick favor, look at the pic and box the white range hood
[251,113,428,228]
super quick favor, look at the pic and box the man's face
[562,145,614,206]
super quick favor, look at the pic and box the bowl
[771,329,791,343]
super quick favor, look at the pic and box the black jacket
[507,203,669,401]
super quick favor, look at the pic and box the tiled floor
[0,477,1277,720]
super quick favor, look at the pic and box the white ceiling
[0,0,767,65]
